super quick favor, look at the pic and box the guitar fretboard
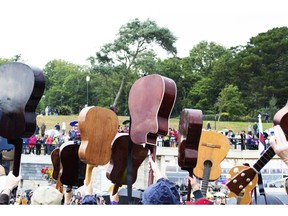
[253,147,275,173]
[201,161,212,197]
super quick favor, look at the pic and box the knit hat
[31,186,63,205]
[142,178,180,204]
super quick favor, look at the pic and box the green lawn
[37,114,273,134]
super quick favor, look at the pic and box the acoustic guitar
[177,108,203,201]
[128,74,177,185]
[78,106,118,195]
[51,147,63,193]
[193,131,230,197]
[0,62,45,197]
[226,102,288,204]
[60,140,86,188]
[106,133,148,197]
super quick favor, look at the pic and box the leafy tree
[217,84,247,120]
[88,18,177,111]
[42,59,89,114]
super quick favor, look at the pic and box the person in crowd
[141,156,181,204]
[35,136,43,155]
[55,122,60,132]
[40,122,46,137]
[45,135,54,155]
[0,168,22,205]
[62,122,66,135]
[30,185,63,205]
[207,121,211,130]
[28,134,37,154]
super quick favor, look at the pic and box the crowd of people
[22,122,80,156]
[1,124,288,205]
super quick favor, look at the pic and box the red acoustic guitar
[106,133,148,196]
[128,74,177,185]
[78,106,118,194]
[193,131,230,198]
[226,102,288,204]
[0,62,45,197]
[177,108,203,201]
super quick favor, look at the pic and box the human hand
[5,171,21,191]
[148,155,164,181]
[187,175,200,191]
[270,125,288,165]
[110,192,119,203]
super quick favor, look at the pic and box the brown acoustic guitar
[78,106,118,194]
[51,147,63,193]
[193,131,230,197]
[106,133,148,197]
[60,140,86,188]
[226,102,288,204]
[177,108,203,201]
[0,62,45,197]
[128,74,177,185]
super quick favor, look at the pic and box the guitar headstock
[226,165,258,203]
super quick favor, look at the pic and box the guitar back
[0,62,45,184]
[0,62,45,139]
[106,133,148,186]
[194,131,230,181]
[128,74,177,145]
[177,108,203,171]
[273,101,288,134]
[60,141,86,187]
[78,106,118,165]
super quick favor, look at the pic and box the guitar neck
[253,147,275,173]
[201,161,212,198]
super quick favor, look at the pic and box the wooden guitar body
[178,109,203,171]
[106,133,148,194]
[51,147,63,193]
[0,62,45,139]
[128,74,177,186]
[78,106,118,165]
[177,108,203,201]
[128,74,177,145]
[0,62,45,186]
[60,141,86,187]
[193,131,230,197]
[78,106,118,194]
[194,131,230,180]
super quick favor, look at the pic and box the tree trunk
[112,76,125,111]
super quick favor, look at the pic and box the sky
[0,0,287,69]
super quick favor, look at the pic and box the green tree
[88,18,177,111]
[43,59,89,114]
[217,84,247,120]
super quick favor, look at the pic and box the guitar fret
[253,147,275,172]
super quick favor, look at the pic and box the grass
[36,114,273,134]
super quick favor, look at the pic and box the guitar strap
[127,117,133,204]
